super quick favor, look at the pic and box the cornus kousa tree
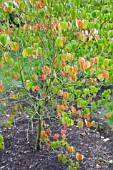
[0,0,113,169]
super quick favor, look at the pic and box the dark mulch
[0,113,113,170]
[0,86,113,170]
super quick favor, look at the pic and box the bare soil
[0,86,113,170]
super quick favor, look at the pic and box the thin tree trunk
[36,106,41,150]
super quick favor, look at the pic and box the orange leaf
[83,61,90,70]
[14,42,19,51]
[42,66,51,75]
[69,54,73,62]
[86,121,92,128]
[63,92,69,98]
[63,100,67,105]
[102,73,109,80]
[0,81,3,92]
[88,97,92,102]
[68,146,75,153]
[31,86,35,92]
[53,61,58,68]
[41,133,47,140]
[71,106,77,115]
[76,153,84,161]
[45,128,51,135]
[81,35,87,42]
[3,6,8,13]
[10,114,14,118]
[0,63,4,69]
[53,134,60,140]
[41,131,47,140]
[0,28,5,33]
[32,75,37,81]
[77,20,83,29]
[74,65,78,72]
[90,58,96,66]
[76,32,81,38]
[57,111,62,120]
[84,114,90,121]
[60,105,65,111]
[15,0,20,3]
[78,57,85,70]
[35,85,39,91]
[106,113,111,119]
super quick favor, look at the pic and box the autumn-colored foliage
[0,0,113,169]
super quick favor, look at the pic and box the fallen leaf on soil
[80,132,87,136]
[76,153,84,161]
[96,164,101,168]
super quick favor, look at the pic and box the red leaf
[61,130,66,135]
[43,24,48,31]
[36,24,41,30]
[53,134,60,140]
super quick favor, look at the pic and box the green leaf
[71,119,74,125]
[13,62,20,71]
[77,120,83,128]
[74,90,81,97]
[59,3,63,11]
[75,161,80,168]
[26,47,33,55]
[60,22,68,31]
[62,112,68,118]
[19,1,24,11]
[55,37,63,48]
[0,34,10,45]
[8,5,13,13]
[0,134,4,143]
[4,121,12,128]
[56,141,61,147]
[62,155,67,164]
[62,117,67,125]
[37,47,42,54]
[14,17,20,25]
[25,81,33,90]
[68,166,73,170]
[83,20,88,30]
[0,142,4,150]
[58,154,62,161]
[51,141,57,149]
[9,58,14,66]
[34,43,38,48]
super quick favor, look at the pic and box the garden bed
[0,94,113,170]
